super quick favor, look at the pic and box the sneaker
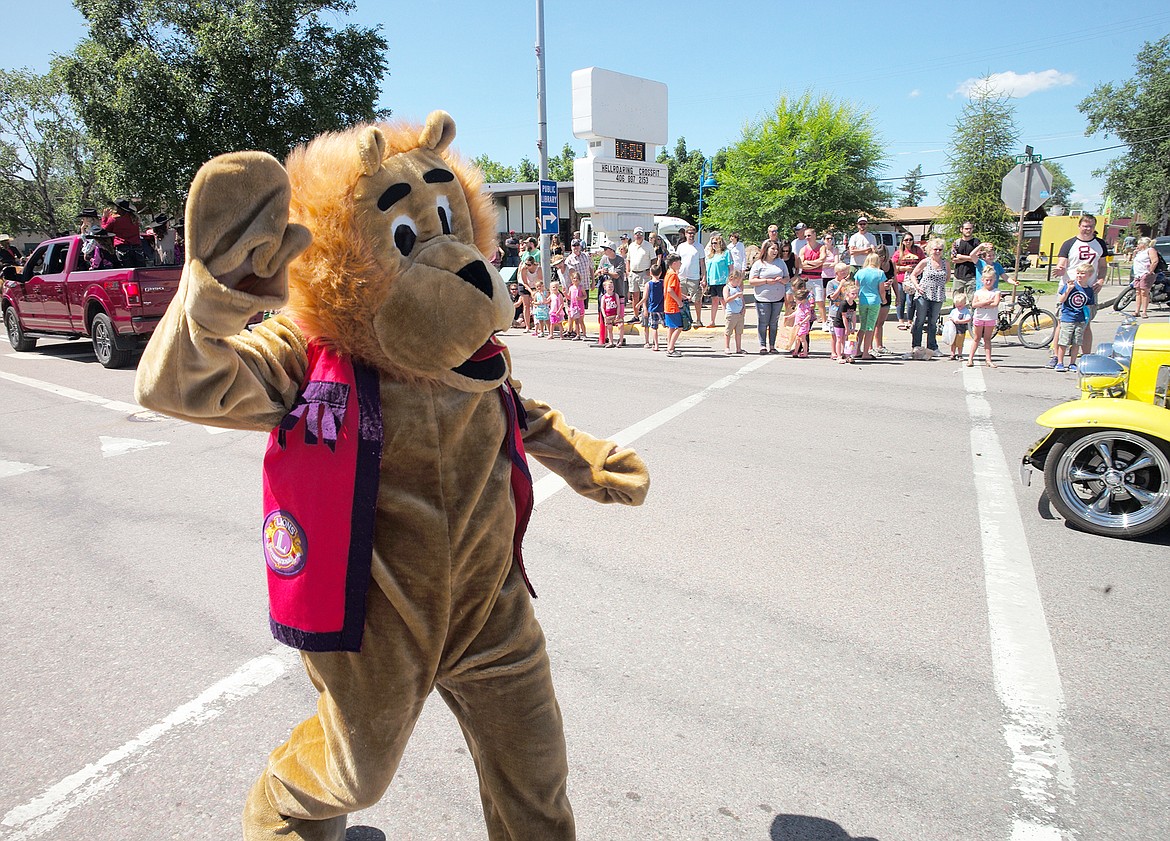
[626,316,639,324]
[1054,364,1067,372]
[1045,356,1057,369]
[1068,363,1078,373]
[821,323,832,333]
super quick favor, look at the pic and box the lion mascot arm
[510,374,649,506]
[135,153,313,431]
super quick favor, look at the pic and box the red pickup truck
[1,235,180,368]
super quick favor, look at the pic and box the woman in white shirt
[1131,236,1158,318]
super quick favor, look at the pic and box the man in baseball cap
[792,222,809,257]
[848,216,877,273]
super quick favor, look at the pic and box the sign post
[1000,148,1054,297]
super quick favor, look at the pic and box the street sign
[539,179,558,236]
[1014,153,1043,164]
[1001,162,1054,213]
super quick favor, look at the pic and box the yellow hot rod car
[1021,321,1170,538]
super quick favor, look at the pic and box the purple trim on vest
[268,358,384,652]
[278,381,349,451]
[502,382,536,598]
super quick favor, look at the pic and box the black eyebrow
[377,183,411,211]
[423,168,455,183]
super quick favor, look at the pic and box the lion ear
[357,126,387,176]
[419,111,456,154]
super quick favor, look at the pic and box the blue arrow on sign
[539,179,558,235]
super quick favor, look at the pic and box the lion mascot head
[283,110,512,390]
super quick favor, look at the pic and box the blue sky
[8,0,1170,211]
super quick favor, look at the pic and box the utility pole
[535,0,550,273]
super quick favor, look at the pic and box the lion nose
[456,260,494,299]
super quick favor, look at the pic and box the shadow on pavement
[345,827,386,841]
[770,813,880,840]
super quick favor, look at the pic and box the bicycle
[990,285,1056,349]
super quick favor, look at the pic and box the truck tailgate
[133,268,182,319]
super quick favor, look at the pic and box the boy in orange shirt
[664,253,685,357]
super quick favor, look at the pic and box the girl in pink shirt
[567,269,587,341]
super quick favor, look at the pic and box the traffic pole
[535,0,550,274]
[1013,145,1034,301]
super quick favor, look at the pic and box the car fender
[1036,399,1170,442]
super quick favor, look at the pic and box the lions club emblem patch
[263,511,307,576]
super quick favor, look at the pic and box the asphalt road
[1,305,1167,841]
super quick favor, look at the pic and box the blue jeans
[912,297,943,351]
[895,281,914,323]
[756,300,783,349]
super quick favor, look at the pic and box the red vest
[261,340,534,652]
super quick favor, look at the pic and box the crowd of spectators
[496,213,1120,369]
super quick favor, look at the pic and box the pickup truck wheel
[5,306,36,351]
[1043,429,1170,538]
[91,313,132,368]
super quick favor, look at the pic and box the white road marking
[5,356,775,836]
[6,351,94,360]
[962,366,1074,840]
[0,647,298,840]
[0,460,48,479]
[0,370,140,414]
[99,436,169,458]
[533,355,774,504]
[0,369,231,434]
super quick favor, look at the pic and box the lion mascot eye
[435,195,453,236]
[391,215,418,256]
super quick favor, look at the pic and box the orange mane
[283,119,497,366]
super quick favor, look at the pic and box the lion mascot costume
[135,110,649,841]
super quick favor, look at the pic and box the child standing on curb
[967,267,1001,368]
[835,280,859,363]
[723,270,746,354]
[826,263,848,359]
[600,280,621,348]
[641,257,666,351]
[548,281,565,340]
[1054,262,1095,373]
[664,253,685,357]
[531,280,549,337]
[567,269,587,341]
[785,287,814,357]
[947,293,971,360]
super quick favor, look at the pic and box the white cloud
[954,70,1076,99]
[908,89,921,98]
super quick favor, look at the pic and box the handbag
[942,318,957,345]
[680,302,694,331]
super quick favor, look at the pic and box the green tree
[1042,159,1074,210]
[473,154,517,183]
[1079,35,1170,235]
[547,142,577,182]
[701,94,887,244]
[655,138,726,224]
[515,156,539,183]
[58,0,388,208]
[938,80,1019,251]
[0,67,100,236]
[897,164,926,207]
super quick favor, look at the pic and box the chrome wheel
[1045,430,1170,537]
[90,312,132,368]
[93,317,112,362]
